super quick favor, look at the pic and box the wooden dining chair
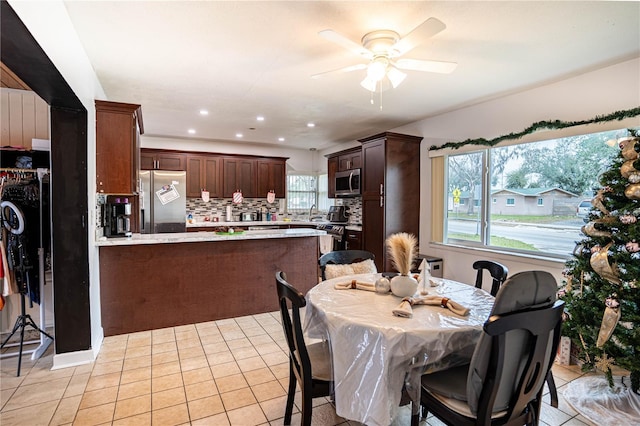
[318,249,375,280]
[419,271,564,426]
[473,259,508,297]
[275,271,333,426]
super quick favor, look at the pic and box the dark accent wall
[1,0,92,353]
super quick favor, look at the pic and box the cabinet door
[327,156,338,198]
[96,101,141,194]
[223,157,256,198]
[257,159,286,198]
[203,156,223,198]
[157,153,185,171]
[338,150,362,171]
[362,139,386,271]
[345,230,362,250]
[186,155,204,197]
[140,152,155,170]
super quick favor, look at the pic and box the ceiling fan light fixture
[386,66,406,88]
[360,76,378,92]
[366,57,389,81]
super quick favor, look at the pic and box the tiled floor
[0,311,596,426]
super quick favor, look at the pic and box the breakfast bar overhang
[96,229,324,336]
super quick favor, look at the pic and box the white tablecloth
[304,273,495,426]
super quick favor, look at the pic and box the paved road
[448,219,584,256]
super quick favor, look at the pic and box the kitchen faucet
[308,204,316,221]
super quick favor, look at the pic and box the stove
[316,222,347,251]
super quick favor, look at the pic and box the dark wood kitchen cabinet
[96,100,143,194]
[257,158,286,198]
[360,132,422,271]
[345,229,362,250]
[327,156,338,198]
[140,149,186,170]
[338,148,362,171]
[223,157,257,198]
[186,154,223,198]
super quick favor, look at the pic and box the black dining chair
[275,271,333,426]
[473,260,508,297]
[420,270,564,426]
[318,249,375,280]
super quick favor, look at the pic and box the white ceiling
[63,1,640,151]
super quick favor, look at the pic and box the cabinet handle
[380,183,384,195]
[380,196,384,207]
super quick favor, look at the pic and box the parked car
[576,199,592,222]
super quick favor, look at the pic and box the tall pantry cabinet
[360,132,422,271]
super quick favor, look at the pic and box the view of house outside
[445,128,632,257]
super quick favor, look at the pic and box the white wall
[9,0,107,366]
[393,57,640,285]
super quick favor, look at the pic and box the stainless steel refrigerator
[139,170,186,233]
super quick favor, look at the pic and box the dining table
[303,273,495,426]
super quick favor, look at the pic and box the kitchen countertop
[186,220,363,231]
[96,228,326,246]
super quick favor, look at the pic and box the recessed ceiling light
[278,137,285,142]
[236,133,243,138]
[199,110,208,115]
[188,129,196,134]
[307,122,315,128]
[256,116,265,121]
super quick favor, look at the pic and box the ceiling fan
[313,17,457,92]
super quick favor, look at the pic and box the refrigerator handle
[141,209,145,231]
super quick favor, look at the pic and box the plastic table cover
[304,273,495,426]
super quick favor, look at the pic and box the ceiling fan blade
[395,58,457,74]
[311,63,367,79]
[392,17,446,56]
[318,29,372,57]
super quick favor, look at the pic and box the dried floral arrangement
[386,232,418,275]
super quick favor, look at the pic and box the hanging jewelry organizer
[0,167,53,376]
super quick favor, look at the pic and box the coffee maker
[104,196,132,238]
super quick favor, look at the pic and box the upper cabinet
[96,100,143,194]
[186,154,223,198]
[326,146,361,198]
[223,157,257,198]
[257,158,286,198]
[141,149,185,170]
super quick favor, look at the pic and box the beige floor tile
[220,387,257,411]
[216,373,249,393]
[123,355,151,371]
[79,385,119,409]
[176,337,201,350]
[152,386,186,410]
[112,411,152,426]
[121,366,151,385]
[207,350,235,365]
[191,412,230,426]
[21,365,74,386]
[74,363,95,375]
[175,331,199,342]
[152,372,183,392]
[187,394,225,420]
[226,338,252,350]
[539,401,573,425]
[0,398,58,426]
[249,335,275,346]
[242,327,266,337]
[226,402,268,425]
[178,346,205,361]
[180,355,208,372]
[73,402,115,426]
[96,348,126,363]
[1,387,16,409]
[211,361,241,379]
[117,379,151,400]
[3,376,69,411]
[113,394,151,420]
[64,372,90,398]
[0,374,24,391]
[231,346,260,360]
[151,332,176,345]
[152,341,177,354]
[125,345,151,359]
[182,367,212,385]
[269,363,289,380]
[310,402,346,426]
[128,332,152,347]
[91,359,123,377]
[199,332,225,343]
[152,361,180,378]
[251,380,286,402]
[50,395,82,425]
[261,351,288,366]
[259,394,296,421]
[237,356,267,372]
[85,371,121,392]
[244,367,277,386]
[185,380,218,401]
[152,350,179,365]
[151,402,190,426]
[222,330,246,341]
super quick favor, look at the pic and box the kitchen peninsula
[96,228,324,336]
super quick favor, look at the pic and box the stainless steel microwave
[335,168,361,197]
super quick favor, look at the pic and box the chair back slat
[473,260,508,296]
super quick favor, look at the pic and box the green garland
[429,107,640,151]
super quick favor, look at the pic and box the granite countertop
[96,228,326,246]
[186,220,315,227]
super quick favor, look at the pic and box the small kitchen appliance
[327,205,349,223]
[104,196,132,238]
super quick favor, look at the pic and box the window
[444,128,629,257]
[286,173,329,212]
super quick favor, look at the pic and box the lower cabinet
[345,229,362,250]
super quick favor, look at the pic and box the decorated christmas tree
[562,130,640,393]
